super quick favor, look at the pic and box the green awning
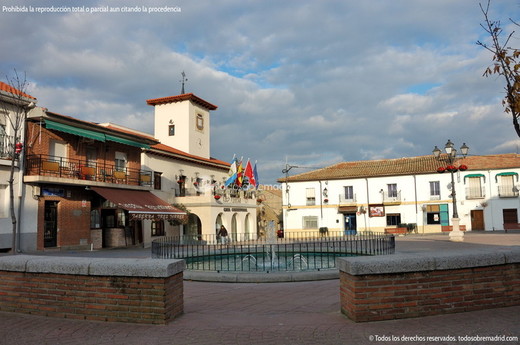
[106,134,150,149]
[495,172,518,182]
[45,120,150,149]
[464,173,486,184]
[45,119,106,142]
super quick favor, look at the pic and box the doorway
[344,213,357,235]
[470,210,485,230]
[44,201,58,247]
[503,209,518,227]
[186,214,202,240]
[130,219,143,245]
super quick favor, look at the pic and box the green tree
[477,0,520,137]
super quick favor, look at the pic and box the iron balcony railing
[25,154,153,186]
[151,232,395,272]
[383,190,401,203]
[466,186,486,199]
[339,193,356,204]
[498,185,519,198]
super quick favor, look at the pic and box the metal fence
[151,232,395,272]
[25,154,153,186]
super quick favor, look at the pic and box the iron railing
[25,154,153,186]
[498,185,519,198]
[338,193,356,204]
[151,232,395,272]
[383,190,401,203]
[466,186,486,199]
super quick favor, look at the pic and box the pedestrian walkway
[0,232,519,345]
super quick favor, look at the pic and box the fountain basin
[152,233,395,282]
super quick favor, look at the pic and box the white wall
[152,100,211,159]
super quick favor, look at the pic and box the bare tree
[477,0,520,137]
[0,71,35,253]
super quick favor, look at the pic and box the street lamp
[432,140,469,242]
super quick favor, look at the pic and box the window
[86,147,97,167]
[306,188,316,206]
[178,175,186,197]
[0,184,7,218]
[116,209,126,227]
[498,175,516,197]
[49,140,67,163]
[90,209,100,228]
[196,114,204,130]
[0,117,6,157]
[154,171,162,190]
[386,213,401,226]
[425,204,440,224]
[425,204,449,225]
[302,216,318,229]
[387,184,398,198]
[430,181,440,199]
[168,124,175,136]
[151,220,165,236]
[115,151,127,172]
[344,186,354,200]
[467,177,484,199]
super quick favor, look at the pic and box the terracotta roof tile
[149,143,230,169]
[280,154,520,182]
[100,123,157,141]
[146,93,218,110]
[0,81,36,100]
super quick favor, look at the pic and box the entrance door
[44,201,58,247]
[503,209,518,227]
[131,219,143,245]
[344,213,357,235]
[471,210,485,231]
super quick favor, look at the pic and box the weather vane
[180,71,188,94]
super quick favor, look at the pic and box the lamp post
[432,140,469,242]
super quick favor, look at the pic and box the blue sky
[1,0,519,184]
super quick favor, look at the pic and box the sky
[1,0,519,185]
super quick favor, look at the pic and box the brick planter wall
[338,248,520,322]
[0,255,185,324]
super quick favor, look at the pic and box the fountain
[151,230,396,281]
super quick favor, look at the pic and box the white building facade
[280,154,520,235]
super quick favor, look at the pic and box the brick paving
[0,232,519,345]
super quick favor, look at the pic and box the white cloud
[1,0,518,183]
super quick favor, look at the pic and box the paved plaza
[0,232,519,345]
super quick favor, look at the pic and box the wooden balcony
[24,154,153,188]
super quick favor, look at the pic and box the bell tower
[147,92,217,159]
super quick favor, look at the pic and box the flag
[236,159,244,187]
[253,161,259,189]
[224,156,238,187]
[244,159,255,188]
